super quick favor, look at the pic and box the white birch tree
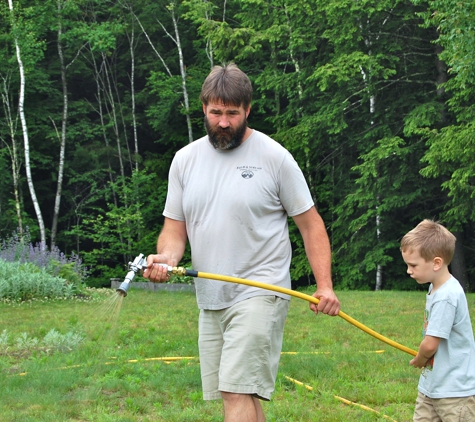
[7,0,46,247]
[157,1,193,143]
[50,0,68,249]
[133,1,194,143]
[1,74,23,236]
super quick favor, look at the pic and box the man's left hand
[309,289,340,316]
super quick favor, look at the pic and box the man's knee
[221,391,250,404]
[221,392,264,422]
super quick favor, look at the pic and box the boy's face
[401,247,436,285]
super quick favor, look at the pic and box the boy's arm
[410,335,441,368]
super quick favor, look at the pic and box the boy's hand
[411,335,439,368]
[410,354,434,369]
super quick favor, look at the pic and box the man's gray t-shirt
[163,130,314,310]
[419,276,475,398]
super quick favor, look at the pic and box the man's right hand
[143,254,171,283]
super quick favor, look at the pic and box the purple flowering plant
[0,227,88,287]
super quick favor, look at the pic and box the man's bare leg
[221,392,265,422]
[253,397,265,422]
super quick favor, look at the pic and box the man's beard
[205,116,247,150]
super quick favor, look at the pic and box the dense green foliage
[1,0,474,290]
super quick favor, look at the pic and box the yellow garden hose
[116,261,417,357]
[178,268,417,357]
[284,376,399,422]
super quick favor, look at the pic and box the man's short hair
[400,219,456,264]
[200,63,252,109]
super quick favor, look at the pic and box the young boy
[400,219,475,421]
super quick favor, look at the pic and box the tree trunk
[361,59,382,290]
[127,12,139,172]
[155,2,193,143]
[360,24,383,291]
[1,76,23,236]
[133,12,172,76]
[102,53,126,180]
[88,49,126,256]
[8,0,46,247]
[89,49,119,207]
[375,209,383,291]
[51,1,68,249]
[170,4,193,144]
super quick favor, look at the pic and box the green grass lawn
[1,288,474,421]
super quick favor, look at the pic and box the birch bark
[127,12,139,172]
[1,75,23,236]
[51,0,68,249]
[8,0,46,247]
[136,2,194,143]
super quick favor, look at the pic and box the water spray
[119,254,417,356]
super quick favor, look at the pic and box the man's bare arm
[143,218,187,282]
[292,207,340,316]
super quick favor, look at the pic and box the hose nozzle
[116,253,148,297]
[116,254,193,297]
[116,271,134,297]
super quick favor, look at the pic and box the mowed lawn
[1,287,474,421]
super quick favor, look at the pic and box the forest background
[1,0,474,291]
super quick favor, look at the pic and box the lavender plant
[0,227,88,288]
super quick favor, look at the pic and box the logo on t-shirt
[237,165,262,179]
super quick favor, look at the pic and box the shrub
[15,332,39,350]
[42,328,86,353]
[0,329,8,350]
[0,227,88,291]
[0,260,75,301]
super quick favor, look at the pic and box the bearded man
[144,63,340,422]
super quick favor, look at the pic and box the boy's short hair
[400,219,456,264]
[200,63,253,110]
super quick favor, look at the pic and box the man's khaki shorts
[198,295,289,401]
[414,391,475,421]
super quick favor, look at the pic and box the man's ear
[245,106,251,118]
[433,257,443,271]
[202,104,207,114]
